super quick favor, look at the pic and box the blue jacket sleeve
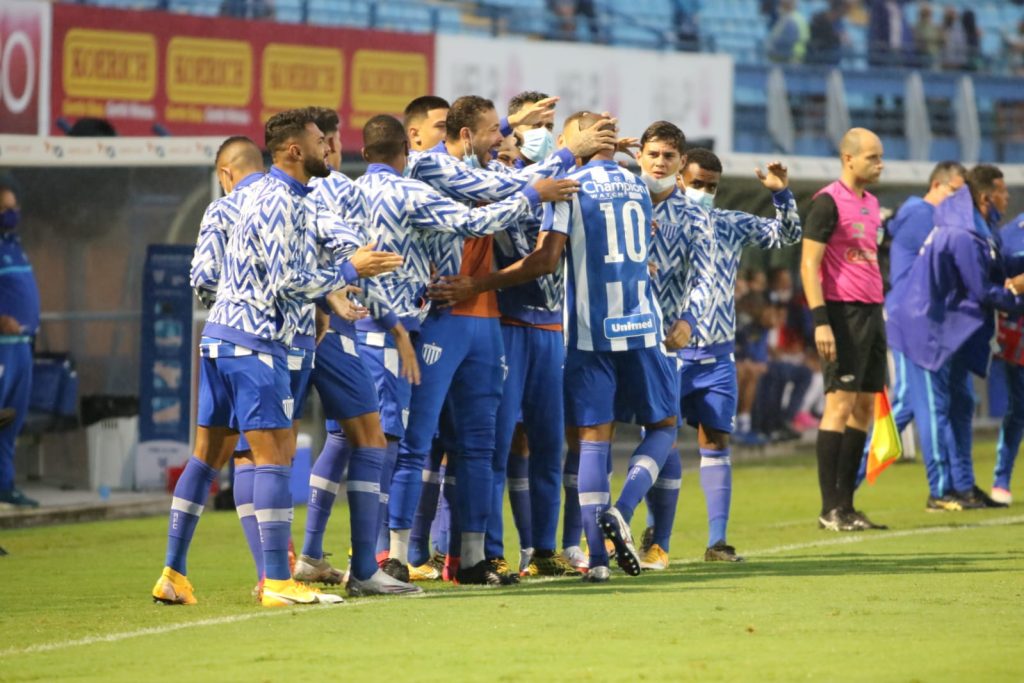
[952,232,1024,313]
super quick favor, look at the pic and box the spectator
[671,0,701,51]
[868,0,910,67]
[807,0,851,66]
[735,292,772,445]
[1004,19,1024,76]
[547,0,602,42]
[766,0,810,64]
[219,0,274,20]
[912,2,943,69]
[962,10,982,71]
[761,0,780,29]
[941,6,969,70]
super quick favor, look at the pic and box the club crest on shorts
[421,343,443,366]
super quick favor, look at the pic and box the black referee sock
[836,427,868,512]
[816,430,844,515]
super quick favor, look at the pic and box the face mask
[685,186,715,211]
[461,132,482,169]
[641,173,677,195]
[520,127,556,163]
[402,164,413,178]
[0,208,19,231]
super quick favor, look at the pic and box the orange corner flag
[866,390,903,484]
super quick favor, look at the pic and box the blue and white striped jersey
[354,163,540,332]
[189,172,265,309]
[204,167,358,357]
[407,142,574,279]
[648,189,716,348]
[546,160,663,352]
[664,189,801,360]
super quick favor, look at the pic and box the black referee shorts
[822,301,887,394]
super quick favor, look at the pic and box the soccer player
[355,113,578,585]
[290,107,422,597]
[388,95,612,584]
[444,111,679,582]
[800,127,888,532]
[404,96,450,152]
[888,166,1018,511]
[993,209,1024,505]
[151,109,401,607]
[642,144,801,566]
[0,181,39,508]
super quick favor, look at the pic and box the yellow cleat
[639,543,670,571]
[407,562,441,581]
[520,562,539,578]
[261,578,344,607]
[152,567,197,605]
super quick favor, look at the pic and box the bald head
[215,136,264,193]
[838,127,884,189]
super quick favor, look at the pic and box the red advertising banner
[51,5,433,149]
[0,1,49,135]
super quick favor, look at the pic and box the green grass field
[1,442,1022,683]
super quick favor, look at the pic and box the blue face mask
[0,208,19,231]
[520,127,556,163]
[402,164,413,178]
[461,132,483,169]
[684,186,715,211]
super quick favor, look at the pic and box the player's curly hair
[363,114,407,161]
[308,107,341,137]
[264,108,318,154]
[508,91,550,116]
[446,95,496,139]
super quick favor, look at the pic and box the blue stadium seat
[307,0,371,28]
[91,0,161,9]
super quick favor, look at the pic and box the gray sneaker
[582,565,610,583]
[346,569,423,597]
[292,554,344,585]
[598,506,641,576]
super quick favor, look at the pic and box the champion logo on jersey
[604,313,657,340]
[421,343,443,366]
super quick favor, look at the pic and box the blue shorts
[565,346,678,427]
[678,355,738,434]
[236,347,313,453]
[357,329,412,440]
[313,330,379,433]
[197,339,292,432]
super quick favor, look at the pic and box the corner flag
[866,390,902,484]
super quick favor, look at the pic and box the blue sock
[700,447,732,547]
[233,463,263,580]
[348,447,385,581]
[302,431,349,561]
[410,449,443,565]
[254,465,293,581]
[562,448,582,549]
[578,440,611,568]
[441,469,460,558]
[507,452,533,549]
[615,427,675,522]
[375,441,398,557]
[650,448,682,551]
[430,465,450,555]
[165,456,217,575]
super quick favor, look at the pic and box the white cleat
[599,506,641,577]
[581,565,610,583]
[562,545,589,572]
[292,554,344,585]
[346,569,423,597]
[519,547,535,575]
[991,487,1013,505]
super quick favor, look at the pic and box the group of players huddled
[152,91,803,607]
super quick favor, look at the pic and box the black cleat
[487,556,521,584]
[817,508,859,532]
[457,560,519,586]
[969,485,1009,508]
[532,550,582,576]
[639,526,655,554]
[380,558,410,583]
[952,490,986,510]
[598,507,641,576]
[704,542,745,562]
[846,509,888,530]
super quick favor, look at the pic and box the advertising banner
[435,35,734,153]
[51,5,433,149]
[0,0,50,134]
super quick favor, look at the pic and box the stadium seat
[306,0,372,28]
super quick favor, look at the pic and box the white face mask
[520,127,556,162]
[461,132,482,169]
[641,173,677,195]
[685,186,715,211]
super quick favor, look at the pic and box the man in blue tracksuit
[0,181,40,508]
[887,167,1019,511]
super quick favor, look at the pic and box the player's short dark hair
[966,164,1004,206]
[928,160,966,186]
[640,121,685,153]
[403,95,450,128]
[308,107,341,136]
[215,136,261,167]
[363,114,407,162]
[446,95,496,139]
[685,148,723,174]
[265,108,318,154]
[508,91,549,116]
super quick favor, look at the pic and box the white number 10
[599,200,647,264]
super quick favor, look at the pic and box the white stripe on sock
[235,503,255,518]
[579,492,610,506]
[254,507,292,523]
[443,476,456,486]
[508,478,530,492]
[653,477,682,490]
[700,456,732,468]
[629,454,660,480]
[379,493,390,504]
[563,474,579,488]
[422,470,441,484]
[309,475,341,496]
[347,480,380,494]
[171,497,204,517]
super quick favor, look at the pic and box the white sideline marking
[3,514,1022,659]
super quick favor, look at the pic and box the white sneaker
[562,545,589,571]
[346,570,423,597]
[991,487,1013,505]
[292,554,345,585]
[581,565,610,583]
[519,547,535,575]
